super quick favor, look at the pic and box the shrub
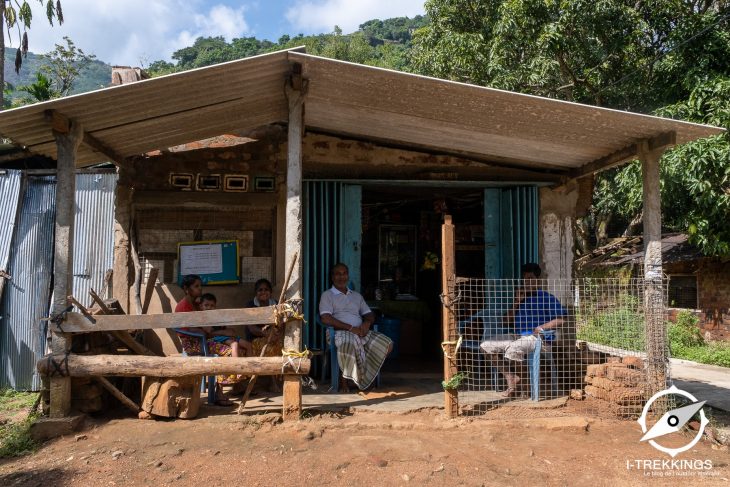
[668,311,730,367]
[577,294,645,351]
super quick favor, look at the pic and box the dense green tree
[146,16,425,77]
[1,0,64,109]
[412,0,730,111]
[413,0,730,256]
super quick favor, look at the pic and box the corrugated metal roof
[0,176,56,390]
[0,170,22,276]
[72,172,117,308]
[0,48,723,172]
[291,52,724,169]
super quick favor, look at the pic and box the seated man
[479,263,566,397]
[319,263,393,391]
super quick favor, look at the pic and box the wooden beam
[44,109,126,163]
[49,116,83,418]
[93,376,140,413]
[82,132,127,165]
[110,331,158,357]
[37,354,310,378]
[141,268,159,315]
[54,306,276,333]
[282,70,307,421]
[441,215,458,418]
[569,131,676,180]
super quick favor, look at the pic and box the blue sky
[16,0,425,67]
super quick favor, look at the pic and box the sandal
[213,398,234,407]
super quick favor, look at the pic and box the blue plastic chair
[175,329,216,405]
[527,331,558,402]
[319,319,382,392]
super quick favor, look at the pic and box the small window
[224,175,248,192]
[169,173,193,190]
[668,275,697,309]
[254,176,275,192]
[197,174,221,191]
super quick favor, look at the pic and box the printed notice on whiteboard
[180,243,223,275]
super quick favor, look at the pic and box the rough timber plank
[55,306,276,333]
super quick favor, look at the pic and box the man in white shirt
[319,263,392,391]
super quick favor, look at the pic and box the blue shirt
[514,290,566,339]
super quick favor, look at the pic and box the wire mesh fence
[444,278,668,419]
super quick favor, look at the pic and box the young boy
[201,293,254,358]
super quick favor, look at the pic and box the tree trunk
[595,213,612,247]
[622,212,643,237]
[37,354,311,378]
[574,216,591,255]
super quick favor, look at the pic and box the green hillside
[4,48,111,104]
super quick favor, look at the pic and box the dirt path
[1,408,728,486]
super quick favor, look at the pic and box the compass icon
[637,385,709,457]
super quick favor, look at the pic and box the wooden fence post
[441,215,458,418]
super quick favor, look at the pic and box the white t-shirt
[319,286,372,327]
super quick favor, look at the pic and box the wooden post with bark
[282,63,307,421]
[441,215,458,418]
[49,117,83,417]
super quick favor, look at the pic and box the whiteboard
[177,240,239,285]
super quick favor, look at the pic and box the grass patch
[0,389,37,412]
[668,311,730,368]
[0,413,38,458]
[0,389,40,458]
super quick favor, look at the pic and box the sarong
[334,330,392,390]
[479,334,538,362]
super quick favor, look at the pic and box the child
[201,293,254,357]
[175,275,233,406]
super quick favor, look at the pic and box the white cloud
[16,1,250,67]
[285,0,425,34]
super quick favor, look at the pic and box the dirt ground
[1,405,729,487]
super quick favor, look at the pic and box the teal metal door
[484,187,539,279]
[303,182,362,351]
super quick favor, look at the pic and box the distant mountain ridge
[3,47,112,103]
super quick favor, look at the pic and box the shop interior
[359,186,487,373]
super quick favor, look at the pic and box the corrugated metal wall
[72,173,118,307]
[0,177,57,390]
[0,171,117,390]
[0,170,23,300]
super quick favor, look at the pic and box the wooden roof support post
[113,165,133,314]
[282,63,308,421]
[441,215,458,418]
[639,140,667,405]
[49,118,83,417]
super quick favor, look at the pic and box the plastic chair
[175,329,216,405]
[527,330,558,402]
[457,310,501,391]
[318,318,381,392]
